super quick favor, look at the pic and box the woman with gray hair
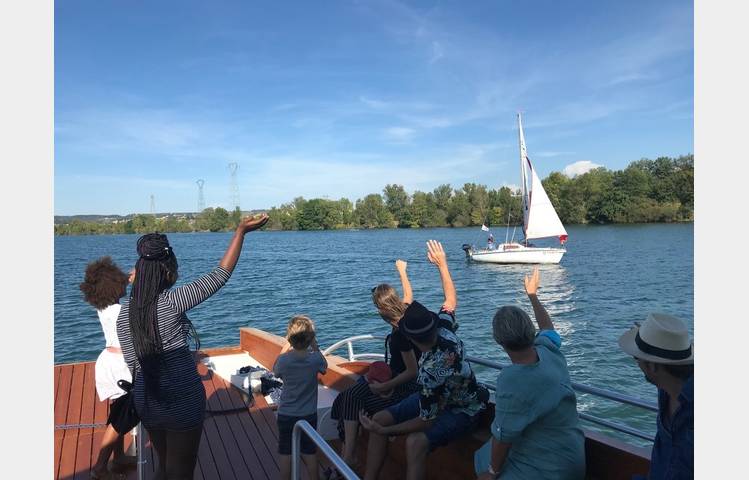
[474,267,585,480]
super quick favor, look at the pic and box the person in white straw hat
[618,313,693,480]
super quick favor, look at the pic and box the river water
[54,224,693,445]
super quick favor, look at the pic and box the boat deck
[54,351,317,480]
[55,329,653,480]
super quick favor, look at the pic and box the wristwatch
[487,465,501,479]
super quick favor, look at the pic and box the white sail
[517,113,568,242]
[525,157,568,240]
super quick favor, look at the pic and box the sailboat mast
[518,112,529,241]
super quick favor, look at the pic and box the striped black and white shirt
[116,266,231,430]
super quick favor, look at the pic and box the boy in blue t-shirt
[273,315,328,480]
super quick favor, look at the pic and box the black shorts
[277,413,318,455]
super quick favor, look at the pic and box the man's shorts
[277,413,317,455]
[385,392,479,451]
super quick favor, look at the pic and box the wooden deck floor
[54,356,299,480]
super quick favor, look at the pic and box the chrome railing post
[137,422,145,480]
[347,341,355,362]
[291,420,359,480]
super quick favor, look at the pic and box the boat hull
[468,244,566,264]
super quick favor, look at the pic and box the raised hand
[524,267,540,296]
[426,240,447,268]
[220,213,270,273]
[395,259,407,272]
[237,213,269,234]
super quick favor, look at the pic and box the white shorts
[95,349,132,402]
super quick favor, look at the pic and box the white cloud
[384,127,416,143]
[563,160,603,177]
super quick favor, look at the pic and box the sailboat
[463,113,568,264]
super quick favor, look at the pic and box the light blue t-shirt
[474,331,585,480]
[273,349,327,417]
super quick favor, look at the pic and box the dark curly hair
[80,256,129,310]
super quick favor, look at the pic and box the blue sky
[54,0,693,216]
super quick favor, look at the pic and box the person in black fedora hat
[359,240,488,480]
[619,313,694,480]
[329,259,422,474]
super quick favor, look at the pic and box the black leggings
[148,424,203,480]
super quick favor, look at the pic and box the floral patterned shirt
[416,308,488,420]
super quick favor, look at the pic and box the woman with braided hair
[116,213,268,480]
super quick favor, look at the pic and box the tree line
[55,155,693,236]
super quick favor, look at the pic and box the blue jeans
[386,392,479,451]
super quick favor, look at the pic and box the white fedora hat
[618,313,694,365]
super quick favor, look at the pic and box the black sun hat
[400,301,439,340]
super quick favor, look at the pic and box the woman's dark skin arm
[219,214,269,273]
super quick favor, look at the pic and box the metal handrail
[324,334,658,442]
[464,355,658,412]
[351,353,386,361]
[291,420,359,480]
[481,381,655,442]
[322,334,385,356]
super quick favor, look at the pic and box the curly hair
[80,256,129,310]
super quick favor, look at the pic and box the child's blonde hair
[286,315,316,350]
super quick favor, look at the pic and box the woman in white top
[80,257,135,480]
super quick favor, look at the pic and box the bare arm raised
[524,267,554,331]
[219,213,269,273]
[426,240,456,312]
[395,259,413,305]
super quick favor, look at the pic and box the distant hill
[54,210,265,225]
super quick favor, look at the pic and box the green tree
[331,198,355,228]
[128,214,158,234]
[409,191,430,227]
[383,184,412,227]
[196,208,231,232]
[448,190,471,227]
[230,207,242,228]
[432,184,452,212]
[297,198,335,230]
[356,194,393,228]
